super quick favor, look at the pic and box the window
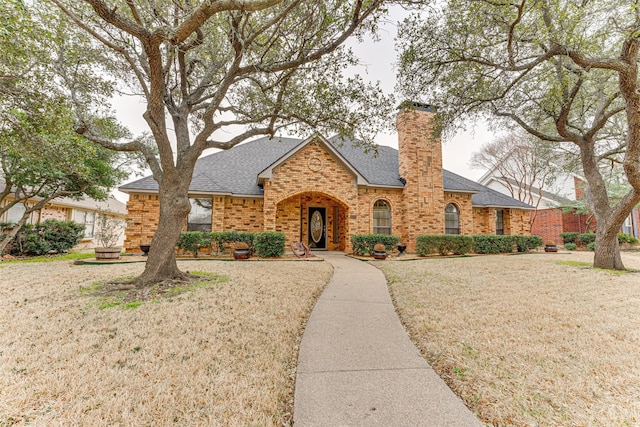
[373,200,391,235]
[495,210,504,235]
[73,210,96,238]
[445,203,460,234]
[188,198,212,231]
[622,214,633,236]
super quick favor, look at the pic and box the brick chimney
[397,103,445,250]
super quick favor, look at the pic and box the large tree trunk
[135,176,192,287]
[593,228,624,270]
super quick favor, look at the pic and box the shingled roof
[120,135,533,209]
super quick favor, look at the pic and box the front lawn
[0,259,332,426]
[377,251,640,426]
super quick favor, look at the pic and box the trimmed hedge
[559,232,579,244]
[254,232,285,258]
[513,235,543,252]
[177,231,208,257]
[618,233,639,245]
[177,231,257,256]
[416,235,473,256]
[351,234,400,256]
[564,243,577,250]
[471,235,515,254]
[577,233,596,244]
[209,231,255,254]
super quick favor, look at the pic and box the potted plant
[233,241,251,260]
[93,213,124,260]
[372,243,387,260]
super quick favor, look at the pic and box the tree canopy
[50,0,393,285]
[0,0,131,254]
[397,0,640,269]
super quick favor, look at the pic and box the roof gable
[257,134,368,186]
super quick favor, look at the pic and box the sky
[112,6,496,202]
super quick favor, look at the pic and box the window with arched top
[373,200,391,235]
[445,203,460,234]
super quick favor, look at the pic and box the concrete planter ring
[95,247,122,260]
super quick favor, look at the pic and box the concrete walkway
[294,252,482,426]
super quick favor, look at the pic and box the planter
[233,249,251,260]
[139,243,151,256]
[95,247,122,260]
[544,245,558,253]
[397,244,407,255]
[373,251,387,260]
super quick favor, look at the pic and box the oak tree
[398,0,640,269]
[51,0,392,285]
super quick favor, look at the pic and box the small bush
[471,235,515,254]
[11,220,84,256]
[177,231,207,257]
[564,243,577,250]
[587,242,596,251]
[618,233,639,245]
[578,233,596,244]
[514,235,542,252]
[254,232,285,258]
[350,234,400,256]
[210,231,255,254]
[559,232,579,244]
[416,235,473,256]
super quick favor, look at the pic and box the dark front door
[308,207,326,249]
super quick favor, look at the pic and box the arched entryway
[275,192,349,251]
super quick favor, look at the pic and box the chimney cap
[399,101,437,113]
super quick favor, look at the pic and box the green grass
[557,260,637,275]
[556,260,591,268]
[1,250,95,265]
[81,271,229,310]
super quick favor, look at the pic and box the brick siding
[123,109,532,253]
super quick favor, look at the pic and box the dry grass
[0,259,333,426]
[376,251,640,427]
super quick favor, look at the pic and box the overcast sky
[112,5,496,202]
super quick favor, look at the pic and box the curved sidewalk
[294,252,482,426]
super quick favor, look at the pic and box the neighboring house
[478,165,640,244]
[119,105,534,253]
[0,186,127,248]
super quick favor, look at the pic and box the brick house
[479,167,640,245]
[120,105,533,253]
[0,186,127,248]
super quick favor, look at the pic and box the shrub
[350,234,400,256]
[559,232,579,244]
[177,231,207,257]
[254,232,285,258]
[10,220,84,256]
[416,235,473,256]
[587,242,596,251]
[578,233,596,244]
[471,235,515,254]
[514,235,542,252]
[618,233,639,245]
[564,243,577,250]
[210,231,255,254]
